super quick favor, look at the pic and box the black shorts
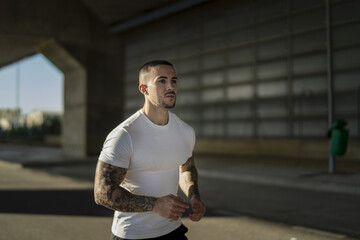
[110,224,188,240]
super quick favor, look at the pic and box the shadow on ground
[0,189,229,218]
[0,189,112,216]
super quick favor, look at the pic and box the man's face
[141,65,178,109]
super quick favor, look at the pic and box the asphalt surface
[1,143,360,240]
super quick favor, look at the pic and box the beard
[160,97,176,109]
[152,93,176,109]
[162,100,176,109]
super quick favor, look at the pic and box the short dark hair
[139,60,173,73]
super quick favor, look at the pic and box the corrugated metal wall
[123,0,360,139]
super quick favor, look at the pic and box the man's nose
[166,82,176,91]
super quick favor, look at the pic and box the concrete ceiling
[81,0,179,25]
[0,0,211,68]
[81,0,211,33]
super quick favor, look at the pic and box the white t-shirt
[99,109,195,239]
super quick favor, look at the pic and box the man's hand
[189,196,206,221]
[152,194,189,221]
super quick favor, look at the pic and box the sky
[0,54,64,114]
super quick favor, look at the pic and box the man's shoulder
[170,112,196,148]
[120,110,142,128]
[170,112,194,132]
[108,110,142,136]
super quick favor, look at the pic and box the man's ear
[139,84,148,95]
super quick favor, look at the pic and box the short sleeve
[98,127,133,169]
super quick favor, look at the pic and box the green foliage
[42,115,61,135]
[0,115,61,143]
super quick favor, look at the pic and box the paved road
[198,174,360,237]
[1,143,359,240]
[194,158,360,238]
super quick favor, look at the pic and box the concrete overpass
[1,0,127,158]
[1,0,359,165]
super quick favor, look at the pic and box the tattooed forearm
[179,156,201,199]
[94,161,157,212]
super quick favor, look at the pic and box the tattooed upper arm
[94,160,157,212]
[94,161,127,205]
[95,160,126,186]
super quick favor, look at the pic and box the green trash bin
[330,120,349,156]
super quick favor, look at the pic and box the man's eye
[172,80,177,84]
[159,80,166,83]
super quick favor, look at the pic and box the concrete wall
[0,0,124,158]
[121,0,360,162]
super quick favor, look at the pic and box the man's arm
[179,155,206,221]
[179,155,200,199]
[94,160,156,212]
[94,160,188,220]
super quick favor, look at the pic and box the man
[94,60,206,240]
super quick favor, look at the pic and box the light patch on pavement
[0,213,112,240]
[0,160,92,190]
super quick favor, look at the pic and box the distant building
[0,108,21,130]
[0,118,11,131]
[26,110,44,128]
[26,110,62,128]
[0,108,62,130]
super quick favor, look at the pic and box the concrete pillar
[37,39,87,158]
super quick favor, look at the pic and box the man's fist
[152,194,189,220]
[189,196,206,221]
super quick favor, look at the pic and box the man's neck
[142,103,169,126]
